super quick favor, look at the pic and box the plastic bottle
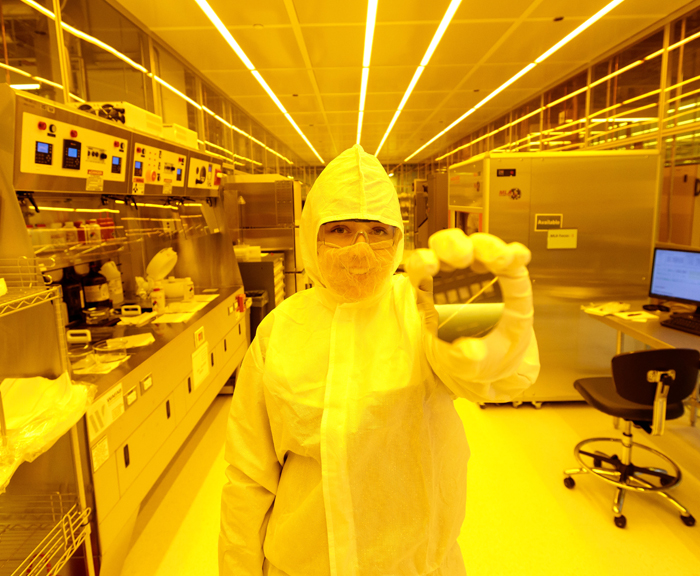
[150,284,166,313]
[100,261,124,306]
[82,262,111,308]
[74,221,86,243]
[183,277,194,301]
[49,223,66,247]
[85,219,101,244]
[61,266,86,324]
[64,221,79,244]
[97,217,115,240]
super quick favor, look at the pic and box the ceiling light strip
[194,0,323,163]
[404,0,626,163]
[357,0,378,145]
[19,0,294,166]
[234,154,263,166]
[535,0,625,63]
[375,0,462,157]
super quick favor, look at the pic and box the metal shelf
[0,493,91,576]
[0,288,59,320]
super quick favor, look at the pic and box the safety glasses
[319,221,397,250]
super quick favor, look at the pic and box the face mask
[317,241,395,303]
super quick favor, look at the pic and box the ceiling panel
[301,26,365,68]
[429,21,517,66]
[314,68,364,93]
[321,94,360,112]
[294,1,366,25]
[364,92,403,112]
[234,27,306,69]
[418,65,475,91]
[112,0,687,165]
[258,69,316,96]
[453,0,537,20]
[486,19,583,64]
[155,29,248,72]
[371,22,436,67]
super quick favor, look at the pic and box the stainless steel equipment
[449,151,660,405]
[0,84,247,576]
[223,175,306,297]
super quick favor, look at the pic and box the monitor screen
[36,142,50,154]
[649,247,700,306]
[67,147,78,158]
[112,156,121,166]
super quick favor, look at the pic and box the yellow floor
[120,396,700,576]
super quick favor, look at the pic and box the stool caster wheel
[660,476,674,487]
[681,514,695,527]
[563,477,575,489]
[614,515,627,529]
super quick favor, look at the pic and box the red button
[136,147,142,153]
[38,121,47,130]
[70,129,78,138]
[114,140,120,147]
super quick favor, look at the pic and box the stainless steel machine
[223,174,306,297]
[449,151,660,405]
[0,85,247,576]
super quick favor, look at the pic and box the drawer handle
[187,377,192,393]
[238,324,241,335]
[166,400,171,419]
[211,353,215,367]
[224,339,227,352]
[124,445,130,468]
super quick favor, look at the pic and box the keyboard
[661,315,700,336]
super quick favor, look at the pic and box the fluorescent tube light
[10,83,41,90]
[404,0,625,163]
[374,0,462,156]
[193,0,254,70]
[535,0,625,63]
[194,0,322,163]
[357,0,378,145]
[420,0,462,66]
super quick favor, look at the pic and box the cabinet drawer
[116,390,178,495]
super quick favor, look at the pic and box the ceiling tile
[429,21,516,66]
[486,19,582,64]
[371,22,437,67]
[404,91,453,110]
[453,0,535,20]
[418,65,475,92]
[294,1,366,25]
[322,94,360,112]
[205,70,266,97]
[156,29,249,72]
[233,27,306,69]
[314,68,363,94]
[301,26,365,68]
[366,67,418,93]
[364,92,403,112]
[208,0,291,27]
[259,69,316,97]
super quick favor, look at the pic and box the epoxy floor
[120,395,700,576]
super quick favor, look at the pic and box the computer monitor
[649,247,700,315]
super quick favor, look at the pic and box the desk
[592,306,700,426]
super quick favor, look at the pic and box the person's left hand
[405,229,531,336]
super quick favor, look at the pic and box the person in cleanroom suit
[219,144,540,576]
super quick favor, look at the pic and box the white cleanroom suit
[219,145,540,576]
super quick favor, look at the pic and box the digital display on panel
[208,164,212,172]
[177,168,182,176]
[135,161,142,169]
[67,147,78,158]
[37,142,50,154]
[113,156,121,166]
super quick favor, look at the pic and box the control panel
[132,142,186,194]
[187,157,222,191]
[20,112,128,185]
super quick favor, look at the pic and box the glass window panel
[0,0,63,102]
[61,0,151,110]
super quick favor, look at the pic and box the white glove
[405,229,533,336]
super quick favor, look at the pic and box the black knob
[100,153,108,160]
